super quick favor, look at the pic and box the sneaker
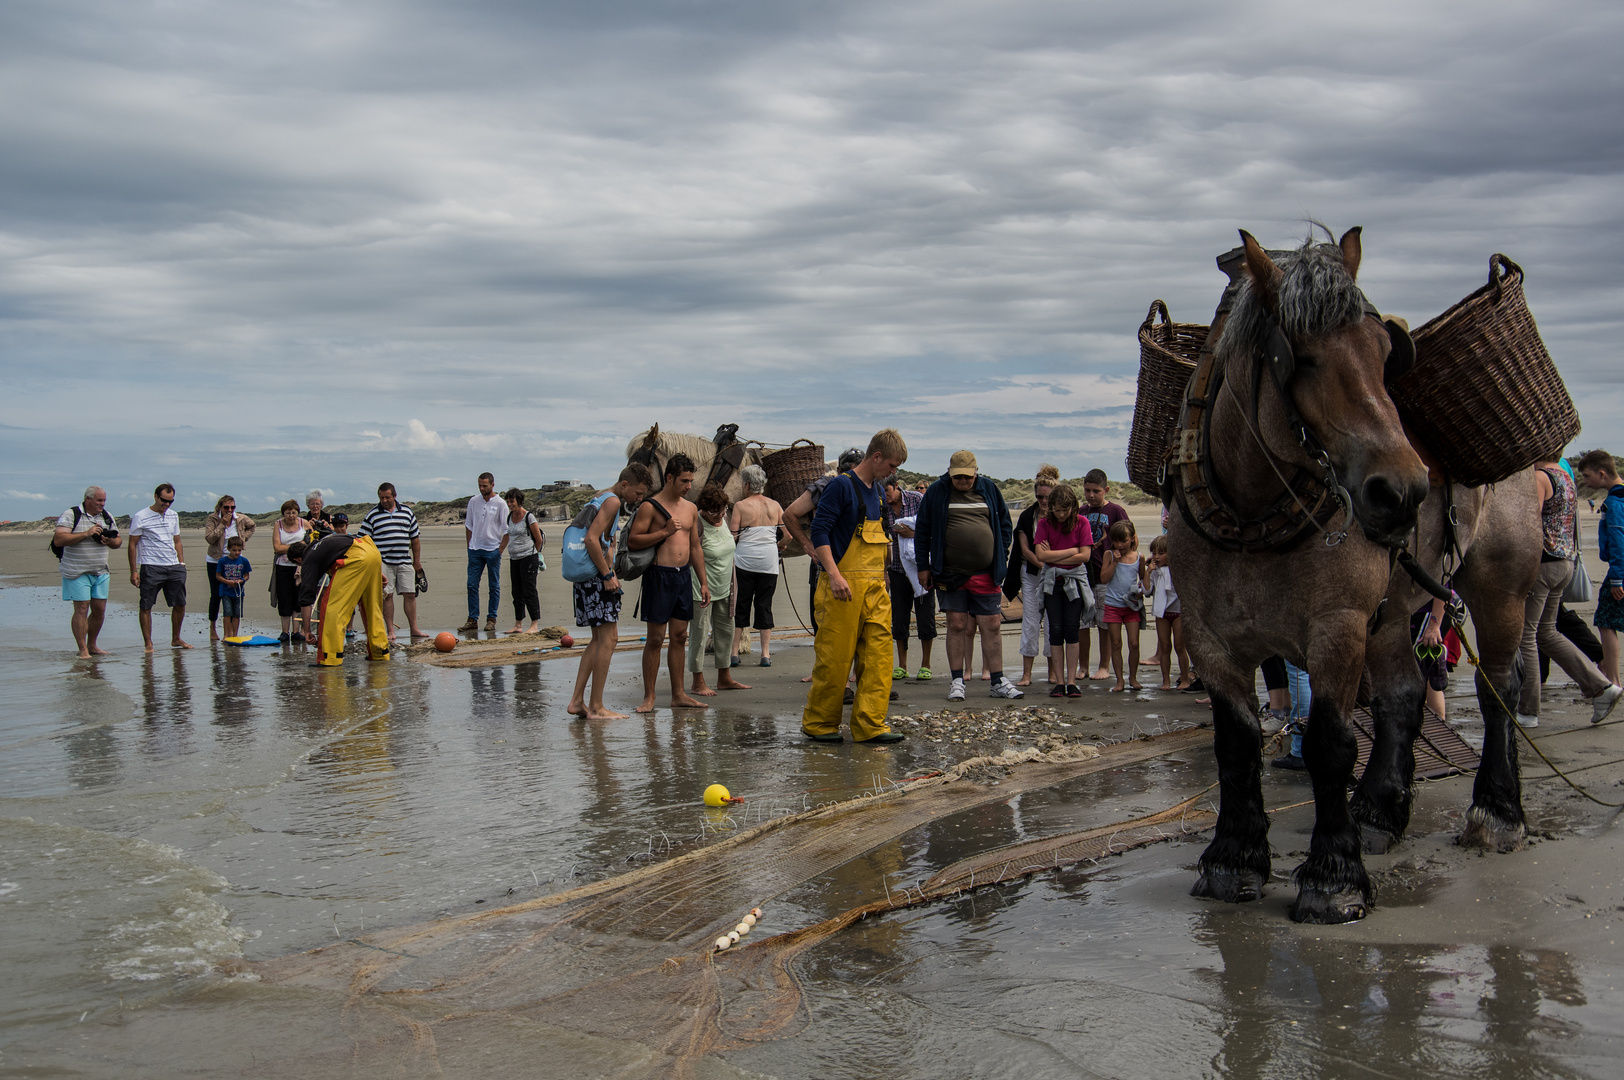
[1516,713,1539,729]
[458,618,479,632]
[916,667,933,681]
[856,731,905,744]
[1050,684,1067,698]
[1271,753,1306,770]
[291,632,306,643]
[1066,684,1083,698]
[759,656,772,667]
[990,680,1024,699]
[1180,678,1206,694]
[947,678,966,702]
[730,656,741,668]
[1591,684,1623,725]
[889,689,900,701]
[1260,708,1290,735]
[278,632,291,643]
[894,667,908,679]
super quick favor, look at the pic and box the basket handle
[1487,254,1522,304]
[787,438,816,450]
[1141,299,1172,342]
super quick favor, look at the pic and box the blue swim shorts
[63,572,110,603]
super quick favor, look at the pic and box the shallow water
[3,582,1622,1078]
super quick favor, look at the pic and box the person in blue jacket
[1579,449,1624,691]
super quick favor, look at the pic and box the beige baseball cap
[949,450,978,477]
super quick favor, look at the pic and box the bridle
[1166,295,1415,555]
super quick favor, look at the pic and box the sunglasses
[157,496,174,504]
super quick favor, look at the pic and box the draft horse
[1167,228,1434,923]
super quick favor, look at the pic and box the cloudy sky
[3,0,1621,519]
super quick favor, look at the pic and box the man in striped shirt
[359,482,424,641]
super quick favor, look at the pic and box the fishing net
[247,728,1211,1076]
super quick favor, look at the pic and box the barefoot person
[1081,469,1130,680]
[55,486,122,658]
[565,464,654,720]
[632,454,709,713]
[802,429,910,744]
[128,483,191,652]
[689,484,751,696]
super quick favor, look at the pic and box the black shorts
[641,565,694,626]
[734,568,778,630]
[138,564,187,611]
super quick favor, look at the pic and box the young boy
[802,428,911,743]
[1081,469,1130,680]
[1579,449,1624,689]
[566,463,655,720]
[216,537,251,639]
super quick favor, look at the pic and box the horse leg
[1191,665,1271,903]
[1291,635,1371,924]
[1349,617,1425,854]
[1455,561,1531,852]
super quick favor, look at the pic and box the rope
[1456,634,1624,808]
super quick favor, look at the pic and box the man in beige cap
[914,450,1021,702]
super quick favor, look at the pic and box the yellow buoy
[703,783,731,807]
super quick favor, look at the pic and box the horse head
[1223,228,1428,547]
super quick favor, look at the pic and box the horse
[624,424,764,506]
[1166,228,1434,923]
[1351,470,1540,857]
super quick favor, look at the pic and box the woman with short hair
[504,488,545,633]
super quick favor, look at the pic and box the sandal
[916,667,933,681]
[894,667,908,679]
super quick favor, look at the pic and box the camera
[98,527,118,542]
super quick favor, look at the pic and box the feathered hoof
[1359,824,1401,856]
[1290,885,1370,924]
[1458,807,1526,853]
[1191,865,1266,903]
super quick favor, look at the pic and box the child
[1143,536,1192,691]
[1033,484,1093,698]
[1081,469,1130,680]
[1097,519,1143,692]
[215,537,251,639]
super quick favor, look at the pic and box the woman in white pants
[1014,467,1059,686]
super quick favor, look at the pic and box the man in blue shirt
[803,429,910,744]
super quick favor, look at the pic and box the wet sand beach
[4,522,1624,1078]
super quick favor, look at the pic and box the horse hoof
[1458,812,1526,853]
[1289,887,1369,924]
[1359,824,1400,856]
[1191,866,1266,903]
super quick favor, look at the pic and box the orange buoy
[434,631,457,653]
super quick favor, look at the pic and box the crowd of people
[49,443,1624,744]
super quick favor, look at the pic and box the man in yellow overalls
[803,428,910,743]
[289,533,390,667]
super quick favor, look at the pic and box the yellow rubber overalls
[802,485,894,741]
[315,535,390,667]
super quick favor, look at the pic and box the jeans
[1285,660,1312,757]
[467,548,501,620]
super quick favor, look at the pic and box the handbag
[614,499,671,582]
[1563,506,1594,604]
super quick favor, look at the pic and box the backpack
[562,493,616,583]
[614,498,672,582]
[50,507,114,560]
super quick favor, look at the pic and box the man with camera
[54,486,122,658]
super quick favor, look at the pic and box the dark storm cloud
[2,0,1621,516]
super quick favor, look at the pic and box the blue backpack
[561,492,617,583]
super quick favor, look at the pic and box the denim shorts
[219,595,244,619]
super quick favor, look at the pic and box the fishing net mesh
[247,728,1213,1076]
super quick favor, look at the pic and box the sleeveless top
[276,522,303,567]
[734,525,779,574]
[1103,555,1142,608]
[1541,467,1577,560]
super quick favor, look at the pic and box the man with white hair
[729,464,784,666]
[54,485,122,658]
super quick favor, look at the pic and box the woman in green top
[688,484,751,695]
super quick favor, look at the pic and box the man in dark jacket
[288,533,390,667]
[915,450,1020,702]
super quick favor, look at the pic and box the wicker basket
[762,439,826,509]
[1390,255,1580,487]
[1126,300,1207,496]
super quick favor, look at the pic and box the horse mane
[1215,236,1367,362]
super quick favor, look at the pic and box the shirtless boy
[631,454,710,713]
[566,463,654,720]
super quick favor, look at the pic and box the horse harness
[1167,293,1415,556]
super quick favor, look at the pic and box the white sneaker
[1591,684,1623,725]
[990,680,1024,699]
[947,677,966,702]
[1516,713,1539,729]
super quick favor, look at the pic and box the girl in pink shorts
[1098,520,1144,691]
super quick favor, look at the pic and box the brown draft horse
[1168,228,1436,923]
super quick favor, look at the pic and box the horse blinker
[1383,317,1415,386]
